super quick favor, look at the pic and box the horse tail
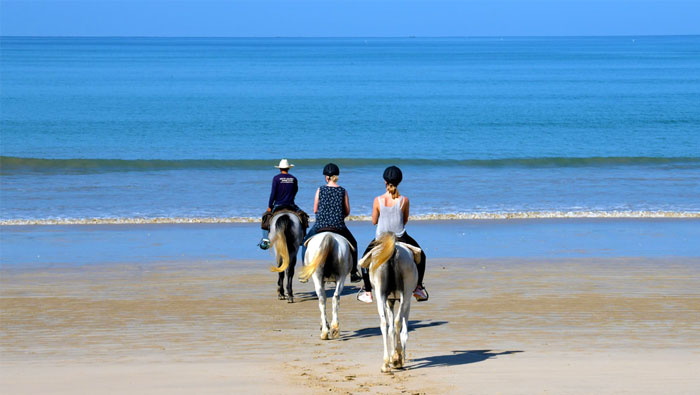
[299,233,333,281]
[370,232,396,274]
[270,215,291,273]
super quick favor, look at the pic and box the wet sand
[2,257,700,394]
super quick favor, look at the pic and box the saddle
[275,208,309,229]
[359,241,422,269]
[262,207,309,230]
[303,227,356,251]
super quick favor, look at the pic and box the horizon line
[2,34,699,39]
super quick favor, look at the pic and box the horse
[299,232,354,340]
[268,211,305,303]
[359,232,422,373]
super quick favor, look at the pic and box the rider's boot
[350,251,362,283]
[357,289,373,303]
[259,229,270,250]
[350,265,362,283]
[413,284,429,302]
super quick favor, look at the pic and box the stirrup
[258,239,270,250]
[413,286,429,302]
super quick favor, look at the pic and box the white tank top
[376,196,406,238]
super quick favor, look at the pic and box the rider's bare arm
[402,196,410,225]
[372,197,380,225]
[344,190,351,217]
[313,188,320,214]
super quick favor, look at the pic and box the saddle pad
[303,230,356,251]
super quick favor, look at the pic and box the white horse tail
[369,232,396,274]
[299,232,333,281]
[270,215,291,273]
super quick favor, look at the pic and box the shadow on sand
[340,320,448,341]
[294,285,361,302]
[408,350,524,370]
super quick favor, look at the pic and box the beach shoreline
[3,218,699,268]
[2,210,700,226]
[2,256,699,393]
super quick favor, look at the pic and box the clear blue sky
[1,0,698,37]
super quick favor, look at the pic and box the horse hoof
[320,331,329,340]
[287,296,294,303]
[381,364,392,374]
[330,326,339,339]
[277,294,286,300]
[392,352,403,368]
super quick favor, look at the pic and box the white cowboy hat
[275,159,294,169]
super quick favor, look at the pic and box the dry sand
[2,257,700,394]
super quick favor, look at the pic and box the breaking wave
[3,156,700,174]
[2,211,698,225]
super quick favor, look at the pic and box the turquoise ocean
[1,36,699,224]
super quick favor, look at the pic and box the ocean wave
[2,156,699,174]
[2,211,699,225]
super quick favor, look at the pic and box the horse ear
[403,244,423,264]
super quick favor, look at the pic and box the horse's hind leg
[315,278,330,340]
[285,255,296,303]
[330,279,344,339]
[393,296,411,369]
[376,294,391,373]
[385,300,398,369]
[277,271,285,300]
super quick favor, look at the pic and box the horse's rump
[360,233,420,299]
[270,213,302,273]
[301,232,352,282]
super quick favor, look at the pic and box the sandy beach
[2,252,699,394]
[3,25,700,395]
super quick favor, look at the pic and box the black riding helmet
[383,166,402,185]
[323,163,340,177]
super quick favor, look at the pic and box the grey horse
[269,211,304,303]
[299,232,353,340]
[359,232,422,373]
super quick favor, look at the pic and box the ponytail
[386,183,399,199]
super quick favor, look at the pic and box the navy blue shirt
[268,173,298,209]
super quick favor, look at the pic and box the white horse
[359,232,422,373]
[299,232,353,340]
[269,211,305,303]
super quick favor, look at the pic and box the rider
[259,159,308,250]
[301,163,362,283]
[357,166,428,303]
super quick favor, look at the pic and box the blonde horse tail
[370,232,396,274]
[270,216,291,273]
[299,233,333,281]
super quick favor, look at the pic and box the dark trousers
[302,225,358,271]
[360,232,426,291]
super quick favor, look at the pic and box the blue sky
[1,0,698,37]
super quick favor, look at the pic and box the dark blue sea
[1,36,699,223]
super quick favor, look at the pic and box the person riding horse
[259,159,309,249]
[301,163,362,283]
[357,166,429,303]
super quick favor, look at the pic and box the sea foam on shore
[2,210,699,226]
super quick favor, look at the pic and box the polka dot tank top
[315,186,346,229]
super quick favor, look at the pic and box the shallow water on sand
[2,219,698,267]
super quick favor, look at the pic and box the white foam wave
[1,211,699,225]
